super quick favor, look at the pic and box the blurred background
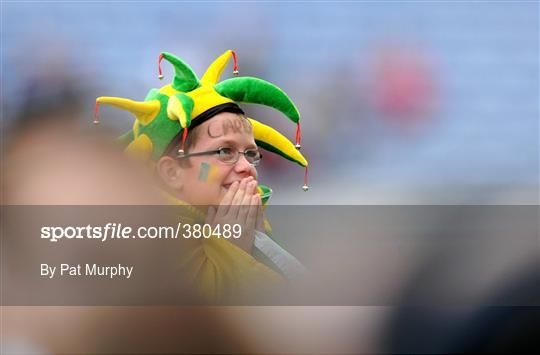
[3,1,538,204]
[1,1,539,354]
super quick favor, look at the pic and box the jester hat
[95,50,308,190]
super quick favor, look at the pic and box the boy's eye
[245,150,258,159]
[217,147,234,158]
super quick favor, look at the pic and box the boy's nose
[234,154,256,177]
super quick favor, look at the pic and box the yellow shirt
[170,198,286,304]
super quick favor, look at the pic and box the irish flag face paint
[198,162,220,182]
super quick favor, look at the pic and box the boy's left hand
[205,176,263,253]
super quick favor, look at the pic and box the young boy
[95,50,308,303]
[158,106,262,253]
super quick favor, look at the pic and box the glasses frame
[176,147,263,166]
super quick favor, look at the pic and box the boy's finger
[205,206,216,224]
[232,178,250,205]
[241,180,257,205]
[217,181,239,217]
[233,178,250,204]
[246,194,259,230]
[255,195,264,231]
[229,177,251,218]
[238,180,257,222]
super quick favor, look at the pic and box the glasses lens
[245,150,261,165]
[217,147,236,163]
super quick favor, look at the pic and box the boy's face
[168,112,258,205]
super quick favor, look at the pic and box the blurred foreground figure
[4,122,163,205]
[1,107,254,353]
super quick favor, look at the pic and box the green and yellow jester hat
[94,50,308,191]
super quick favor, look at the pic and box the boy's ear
[156,156,184,190]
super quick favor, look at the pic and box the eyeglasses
[177,147,262,166]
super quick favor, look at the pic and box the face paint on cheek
[197,162,220,183]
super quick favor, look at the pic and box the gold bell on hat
[93,102,100,124]
[301,166,309,191]
[232,50,239,76]
[177,127,188,156]
[295,123,302,150]
[158,53,165,80]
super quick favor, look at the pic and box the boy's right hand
[205,176,263,253]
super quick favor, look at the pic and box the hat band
[162,103,245,157]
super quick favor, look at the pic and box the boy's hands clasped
[205,176,263,253]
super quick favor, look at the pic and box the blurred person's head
[156,106,259,206]
[2,116,163,205]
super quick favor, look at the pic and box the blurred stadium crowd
[3,1,538,204]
